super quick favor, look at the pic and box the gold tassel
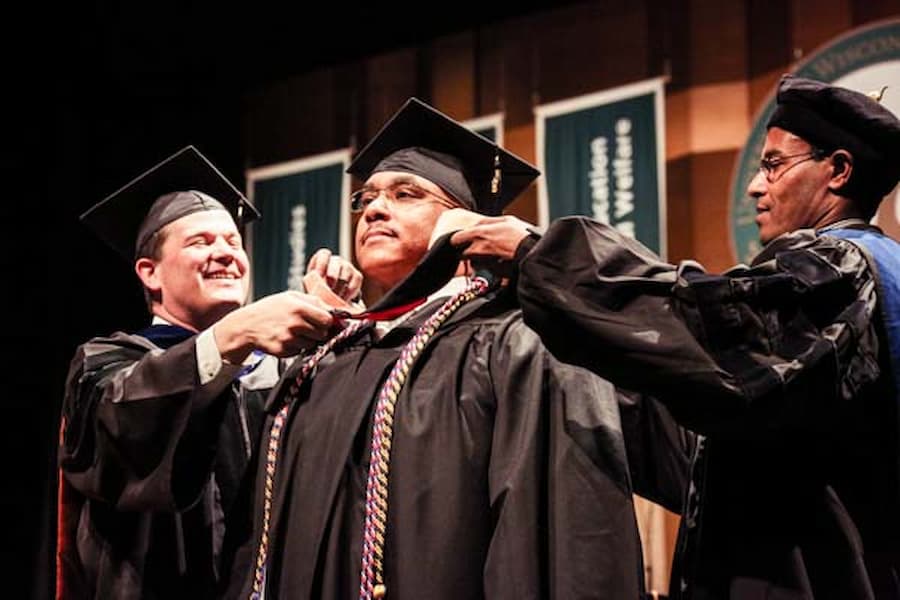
[491,152,501,196]
[867,86,888,103]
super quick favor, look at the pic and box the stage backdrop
[246,149,351,299]
[535,77,667,257]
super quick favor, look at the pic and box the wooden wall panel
[504,122,539,224]
[473,24,505,116]
[645,0,676,87]
[791,0,853,59]
[494,17,538,128]
[535,1,651,103]
[243,68,340,167]
[362,49,419,141]
[659,0,693,92]
[333,62,365,153]
[241,63,365,169]
[746,0,791,80]
[690,149,740,271]
[665,155,694,263]
[430,32,476,119]
[745,0,790,113]
[689,0,748,85]
[852,0,900,25]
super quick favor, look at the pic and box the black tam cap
[347,98,540,216]
[81,146,260,261]
[767,74,900,201]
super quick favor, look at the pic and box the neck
[815,196,867,230]
[363,261,468,307]
[363,281,390,307]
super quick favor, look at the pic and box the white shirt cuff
[196,327,242,385]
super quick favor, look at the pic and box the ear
[135,257,162,292]
[828,150,854,191]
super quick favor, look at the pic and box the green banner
[246,150,350,299]
[536,78,666,256]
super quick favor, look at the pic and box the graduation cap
[80,145,260,261]
[768,74,900,201]
[347,98,539,216]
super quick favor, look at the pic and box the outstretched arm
[516,216,881,436]
[213,250,362,363]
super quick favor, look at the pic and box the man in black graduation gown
[58,146,362,600]
[441,75,900,599]
[222,99,692,600]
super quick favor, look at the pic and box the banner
[729,19,900,263]
[535,78,667,256]
[246,149,351,299]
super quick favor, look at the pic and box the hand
[305,248,362,302]
[213,291,336,360]
[303,271,361,311]
[428,208,485,249]
[432,208,536,262]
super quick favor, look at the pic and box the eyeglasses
[757,149,825,183]
[350,181,457,213]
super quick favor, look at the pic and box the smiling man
[135,204,249,331]
[57,147,361,600]
[441,75,900,598]
[222,99,692,600]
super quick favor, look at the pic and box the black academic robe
[223,289,689,600]
[58,328,276,600]
[517,217,900,600]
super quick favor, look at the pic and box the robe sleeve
[482,315,647,599]
[517,216,881,437]
[617,389,695,513]
[60,332,238,511]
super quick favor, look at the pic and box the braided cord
[359,276,491,600]
[250,320,369,600]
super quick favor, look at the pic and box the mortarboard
[80,145,260,261]
[347,98,540,216]
[767,74,900,200]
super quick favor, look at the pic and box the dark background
[3,2,585,597]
